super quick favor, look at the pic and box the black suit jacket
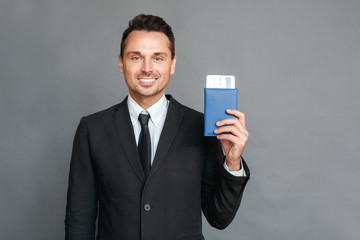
[65,95,250,240]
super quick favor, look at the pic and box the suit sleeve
[201,137,250,230]
[65,117,98,239]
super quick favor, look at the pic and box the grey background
[1,0,359,239]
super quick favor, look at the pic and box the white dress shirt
[127,94,245,176]
[128,94,168,164]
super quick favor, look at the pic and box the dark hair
[120,14,175,59]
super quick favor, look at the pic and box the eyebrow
[127,51,141,56]
[153,52,167,56]
[126,51,168,56]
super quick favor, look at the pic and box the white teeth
[139,78,156,82]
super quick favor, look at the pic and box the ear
[118,54,124,73]
[170,55,176,75]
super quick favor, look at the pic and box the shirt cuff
[223,158,246,177]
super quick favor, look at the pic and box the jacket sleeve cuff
[223,157,246,177]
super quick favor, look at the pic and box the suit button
[144,204,151,211]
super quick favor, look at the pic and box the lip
[137,78,157,86]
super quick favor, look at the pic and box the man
[65,14,250,240]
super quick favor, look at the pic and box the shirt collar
[127,94,168,126]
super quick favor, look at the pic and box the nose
[141,58,153,73]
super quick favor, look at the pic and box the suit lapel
[149,96,184,178]
[113,98,146,182]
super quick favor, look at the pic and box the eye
[154,56,163,62]
[131,56,141,61]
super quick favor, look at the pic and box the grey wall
[1,0,359,239]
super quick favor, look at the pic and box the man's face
[118,30,176,106]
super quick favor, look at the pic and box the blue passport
[204,88,238,136]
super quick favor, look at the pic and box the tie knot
[138,113,150,126]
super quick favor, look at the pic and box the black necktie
[138,113,151,177]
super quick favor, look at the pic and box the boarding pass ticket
[206,75,235,88]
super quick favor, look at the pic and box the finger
[217,133,248,147]
[216,118,243,130]
[216,119,249,137]
[226,109,246,127]
[216,117,239,126]
[214,125,244,137]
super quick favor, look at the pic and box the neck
[129,92,164,110]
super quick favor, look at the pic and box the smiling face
[118,30,176,109]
